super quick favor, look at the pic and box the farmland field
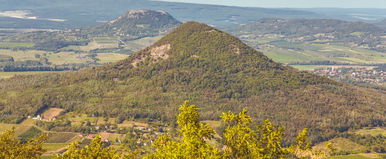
[290,65,376,71]
[46,132,80,143]
[254,41,386,64]
[0,42,34,48]
[0,49,46,61]
[353,127,386,137]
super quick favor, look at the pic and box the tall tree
[0,128,47,159]
[145,101,221,159]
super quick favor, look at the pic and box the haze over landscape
[0,0,385,158]
[156,0,386,8]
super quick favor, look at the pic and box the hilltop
[82,10,181,39]
[0,22,385,142]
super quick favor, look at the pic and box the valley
[0,1,385,158]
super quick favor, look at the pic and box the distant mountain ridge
[0,22,385,142]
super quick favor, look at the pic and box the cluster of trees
[0,102,335,158]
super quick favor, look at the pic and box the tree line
[0,102,335,159]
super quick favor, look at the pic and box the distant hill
[82,10,181,40]
[229,18,386,64]
[232,18,384,36]
[0,22,385,142]
[0,10,181,51]
[0,0,324,29]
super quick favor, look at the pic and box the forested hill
[0,22,385,142]
[82,10,182,39]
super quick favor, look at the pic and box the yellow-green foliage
[145,101,221,159]
[56,136,122,159]
[1,102,336,159]
[0,128,47,159]
[0,22,385,143]
[146,102,322,159]
[221,110,287,159]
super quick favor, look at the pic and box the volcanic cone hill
[0,22,385,141]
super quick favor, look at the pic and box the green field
[290,65,376,71]
[256,41,386,65]
[0,49,45,61]
[124,36,161,51]
[48,52,94,65]
[46,132,79,143]
[0,48,129,68]
[0,42,34,48]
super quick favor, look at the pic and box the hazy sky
[156,0,386,8]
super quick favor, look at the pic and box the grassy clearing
[0,42,34,48]
[353,127,386,137]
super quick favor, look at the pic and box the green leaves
[56,136,122,159]
[146,101,220,159]
[0,102,319,159]
[0,128,47,159]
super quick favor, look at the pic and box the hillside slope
[0,22,385,141]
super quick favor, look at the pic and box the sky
[156,0,386,8]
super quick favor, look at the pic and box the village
[310,66,385,85]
